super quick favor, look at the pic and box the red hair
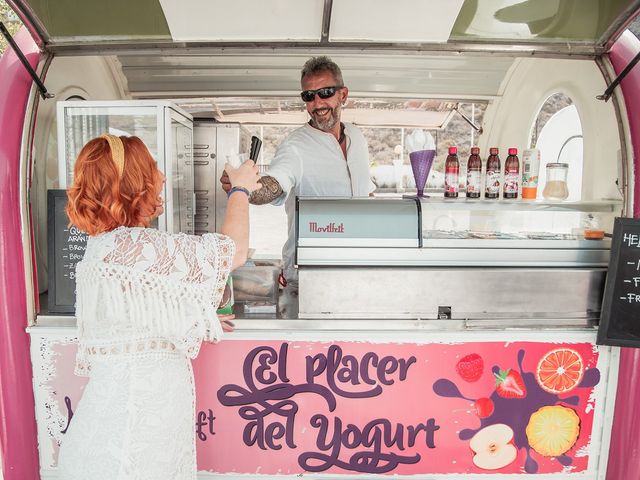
[66,136,163,236]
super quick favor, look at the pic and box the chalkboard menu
[47,190,88,313]
[598,217,640,347]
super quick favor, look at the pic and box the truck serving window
[181,98,487,260]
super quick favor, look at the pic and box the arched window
[530,93,583,201]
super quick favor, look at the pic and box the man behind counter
[221,56,375,286]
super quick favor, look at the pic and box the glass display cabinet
[56,100,195,234]
[296,197,622,320]
[419,198,619,267]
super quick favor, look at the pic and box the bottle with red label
[503,147,520,199]
[444,146,460,198]
[484,147,501,199]
[466,146,481,198]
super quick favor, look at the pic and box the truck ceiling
[5,0,639,117]
[9,0,640,56]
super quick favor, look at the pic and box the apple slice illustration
[470,424,517,470]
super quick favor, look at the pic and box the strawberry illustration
[456,353,484,382]
[474,397,494,418]
[494,369,527,398]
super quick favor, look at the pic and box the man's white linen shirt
[266,122,375,282]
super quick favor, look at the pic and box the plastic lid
[508,147,518,155]
[470,147,480,154]
[489,147,499,155]
[448,146,457,154]
[547,162,569,168]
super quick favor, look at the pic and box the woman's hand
[224,160,261,193]
[219,314,235,333]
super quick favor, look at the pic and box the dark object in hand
[249,136,262,162]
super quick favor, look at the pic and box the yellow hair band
[100,134,125,178]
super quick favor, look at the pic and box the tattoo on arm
[249,176,284,205]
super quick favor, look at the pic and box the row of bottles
[443,147,521,199]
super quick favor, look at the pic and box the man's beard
[310,103,341,131]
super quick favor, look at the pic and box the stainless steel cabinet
[192,121,251,234]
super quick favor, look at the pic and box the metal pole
[0,21,53,100]
[453,105,483,135]
[597,49,640,102]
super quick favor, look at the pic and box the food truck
[1,1,640,478]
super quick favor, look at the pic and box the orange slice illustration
[536,348,584,394]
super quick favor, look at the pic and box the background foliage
[0,0,23,55]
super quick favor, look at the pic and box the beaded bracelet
[227,186,250,198]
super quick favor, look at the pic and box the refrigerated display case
[296,196,622,320]
[56,100,195,234]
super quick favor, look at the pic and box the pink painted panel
[47,340,603,476]
[609,31,640,218]
[196,341,600,475]
[0,28,41,480]
[606,30,640,480]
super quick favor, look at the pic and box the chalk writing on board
[48,190,88,313]
[598,217,640,347]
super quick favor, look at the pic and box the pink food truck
[2,1,640,478]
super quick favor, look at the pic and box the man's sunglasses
[300,86,343,103]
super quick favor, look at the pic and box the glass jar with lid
[542,163,569,200]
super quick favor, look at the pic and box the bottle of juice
[444,146,459,198]
[522,148,540,199]
[503,148,520,199]
[484,147,501,199]
[466,147,481,198]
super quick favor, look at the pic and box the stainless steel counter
[34,279,598,331]
[297,243,611,267]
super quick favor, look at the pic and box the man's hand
[220,169,284,205]
[219,170,232,193]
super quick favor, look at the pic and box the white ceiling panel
[196,109,452,127]
[179,97,458,128]
[330,0,465,43]
[343,108,453,127]
[119,52,514,99]
[159,0,324,41]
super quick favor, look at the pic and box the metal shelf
[416,197,623,212]
[297,246,610,267]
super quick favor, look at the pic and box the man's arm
[220,169,284,205]
[250,176,284,205]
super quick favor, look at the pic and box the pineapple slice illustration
[526,405,580,457]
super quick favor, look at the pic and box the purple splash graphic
[409,149,436,197]
[432,349,600,474]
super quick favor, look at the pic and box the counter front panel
[29,327,615,478]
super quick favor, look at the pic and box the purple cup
[409,149,436,197]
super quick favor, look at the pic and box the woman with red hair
[57,134,260,480]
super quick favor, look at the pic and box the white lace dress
[57,227,234,480]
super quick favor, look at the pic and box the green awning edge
[26,0,171,40]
